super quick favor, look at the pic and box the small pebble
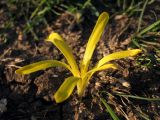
[31,115,37,120]
[0,98,7,113]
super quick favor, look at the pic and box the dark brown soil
[0,2,160,120]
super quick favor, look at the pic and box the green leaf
[54,76,80,103]
[81,12,109,74]
[137,19,160,36]
[30,0,47,19]
[100,98,120,120]
[116,94,160,101]
[15,60,72,75]
[46,33,80,77]
[97,49,142,67]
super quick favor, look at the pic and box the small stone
[31,115,37,120]
[0,98,7,113]
[118,78,130,88]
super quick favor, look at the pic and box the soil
[0,2,160,120]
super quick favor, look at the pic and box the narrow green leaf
[30,0,47,19]
[137,0,148,32]
[54,76,79,103]
[137,19,160,36]
[15,60,72,75]
[46,33,80,77]
[116,94,160,101]
[81,12,109,74]
[100,98,120,120]
[97,49,142,67]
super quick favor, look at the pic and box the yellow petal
[89,63,118,74]
[15,60,72,75]
[97,49,142,67]
[46,33,80,77]
[81,12,109,74]
[54,76,79,103]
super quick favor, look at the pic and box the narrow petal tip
[46,32,63,42]
[130,49,142,56]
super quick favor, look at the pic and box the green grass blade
[100,98,120,120]
[137,0,149,32]
[116,94,160,101]
[15,60,72,75]
[137,19,160,36]
[30,0,47,19]
[54,76,79,103]
[132,38,141,48]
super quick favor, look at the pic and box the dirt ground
[0,1,160,120]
